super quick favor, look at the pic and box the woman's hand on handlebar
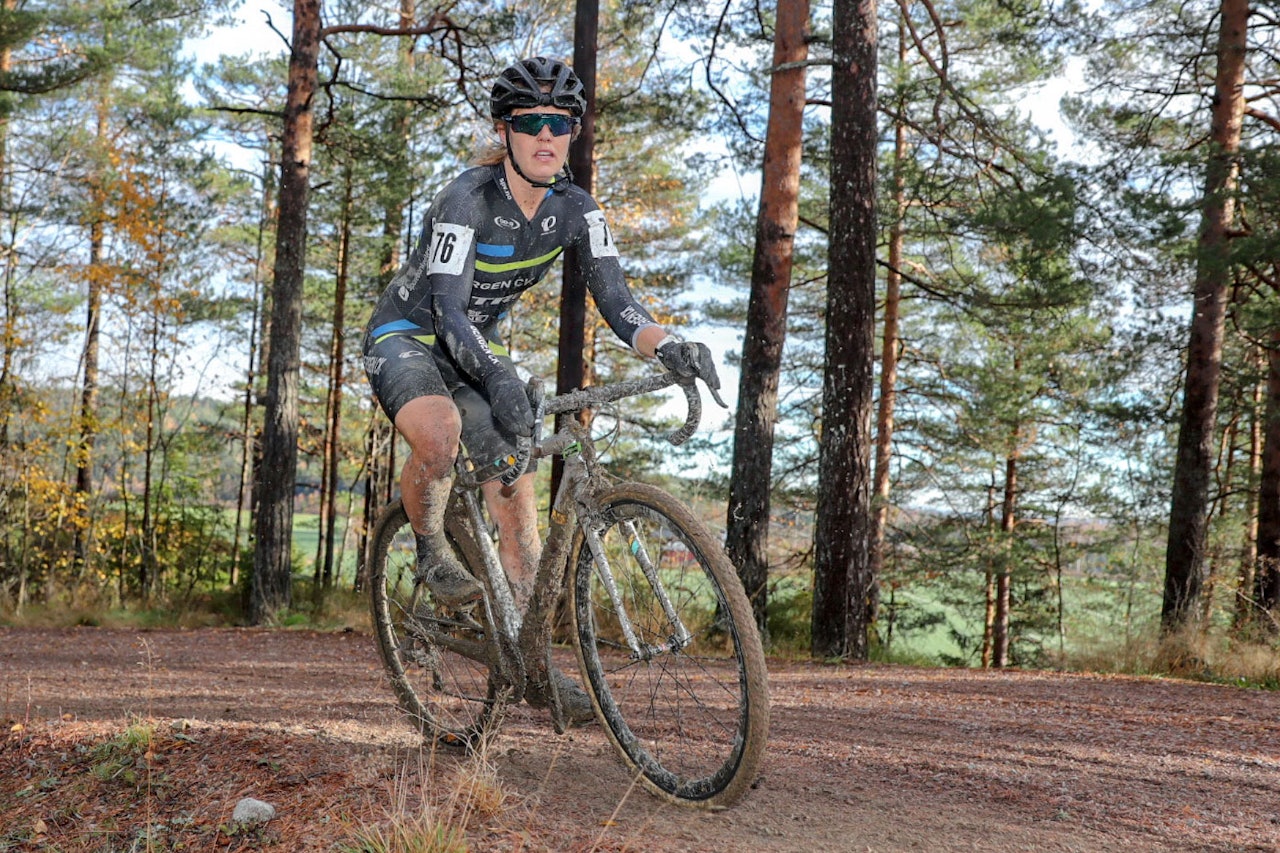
[487,371,536,437]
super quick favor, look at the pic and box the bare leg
[394,395,461,538]
[393,395,485,607]
[482,470,591,723]
[481,472,541,611]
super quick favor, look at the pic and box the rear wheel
[569,483,769,808]
[368,499,499,747]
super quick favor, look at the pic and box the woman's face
[502,105,575,185]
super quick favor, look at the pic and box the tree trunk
[140,291,162,598]
[1161,0,1248,631]
[377,0,414,288]
[868,36,908,631]
[75,98,109,580]
[1234,346,1264,628]
[316,167,352,590]
[251,0,321,623]
[232,155,275,589]
[1254,322,1280,619]
[725,0,809,639]
[1202,410,1241,625]
[358,0,416,588]
[358,410,395,592]
[0,0,13,451]
[810,0,878,660]
[994,442,1019,668]
[552,0,599,506]
[981,484,996,668]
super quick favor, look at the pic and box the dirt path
[3,626,1279,851]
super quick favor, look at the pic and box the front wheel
[569,483,769,809]
[368,498,500,748]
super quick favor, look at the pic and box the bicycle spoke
[368,376,768,807]
[573,484,769,808]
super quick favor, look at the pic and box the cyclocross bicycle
[367,370,769,809]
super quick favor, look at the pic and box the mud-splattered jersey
[367,164,658,387]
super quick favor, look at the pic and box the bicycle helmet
[490,56,586,119]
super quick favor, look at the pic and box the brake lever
[502,437,533,486]
[528,376,547,439]
[707,384,728,409]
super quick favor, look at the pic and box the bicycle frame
[446,371,711,731]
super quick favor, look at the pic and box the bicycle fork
[580,509,693,661]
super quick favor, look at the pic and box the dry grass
[344,737,511,853]
[0,582,375,634]
[1217,640,1280,684]
[1055,621,1280,687]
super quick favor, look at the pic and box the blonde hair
[472,121,507,166]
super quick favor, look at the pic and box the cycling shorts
[362,332,523,484]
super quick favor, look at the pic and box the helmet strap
[504,130,574,192]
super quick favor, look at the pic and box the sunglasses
[506,113,578,137]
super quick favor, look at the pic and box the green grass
[8,506,1276,688]
[760,566,1280,688]
[291,513,361,577]
[89,722,157,787]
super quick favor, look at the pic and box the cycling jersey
[366,163,658,389]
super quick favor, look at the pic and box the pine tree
[725,0,810,639]
[811,0,878,660]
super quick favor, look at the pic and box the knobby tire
[569,482,770,809]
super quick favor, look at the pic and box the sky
[188,1,290,65]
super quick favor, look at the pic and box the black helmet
[490,56,586,119]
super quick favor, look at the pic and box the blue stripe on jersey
[371,318,421,339]
[477,243,515,257]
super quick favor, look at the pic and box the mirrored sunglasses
[506,113,577,137]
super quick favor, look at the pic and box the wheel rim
[574,498,754,802]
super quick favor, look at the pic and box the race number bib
[427,222,474,277]
[584,209,619,259]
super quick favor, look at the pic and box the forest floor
[2,626,1279,852]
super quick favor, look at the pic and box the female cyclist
[362,56,719,720]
